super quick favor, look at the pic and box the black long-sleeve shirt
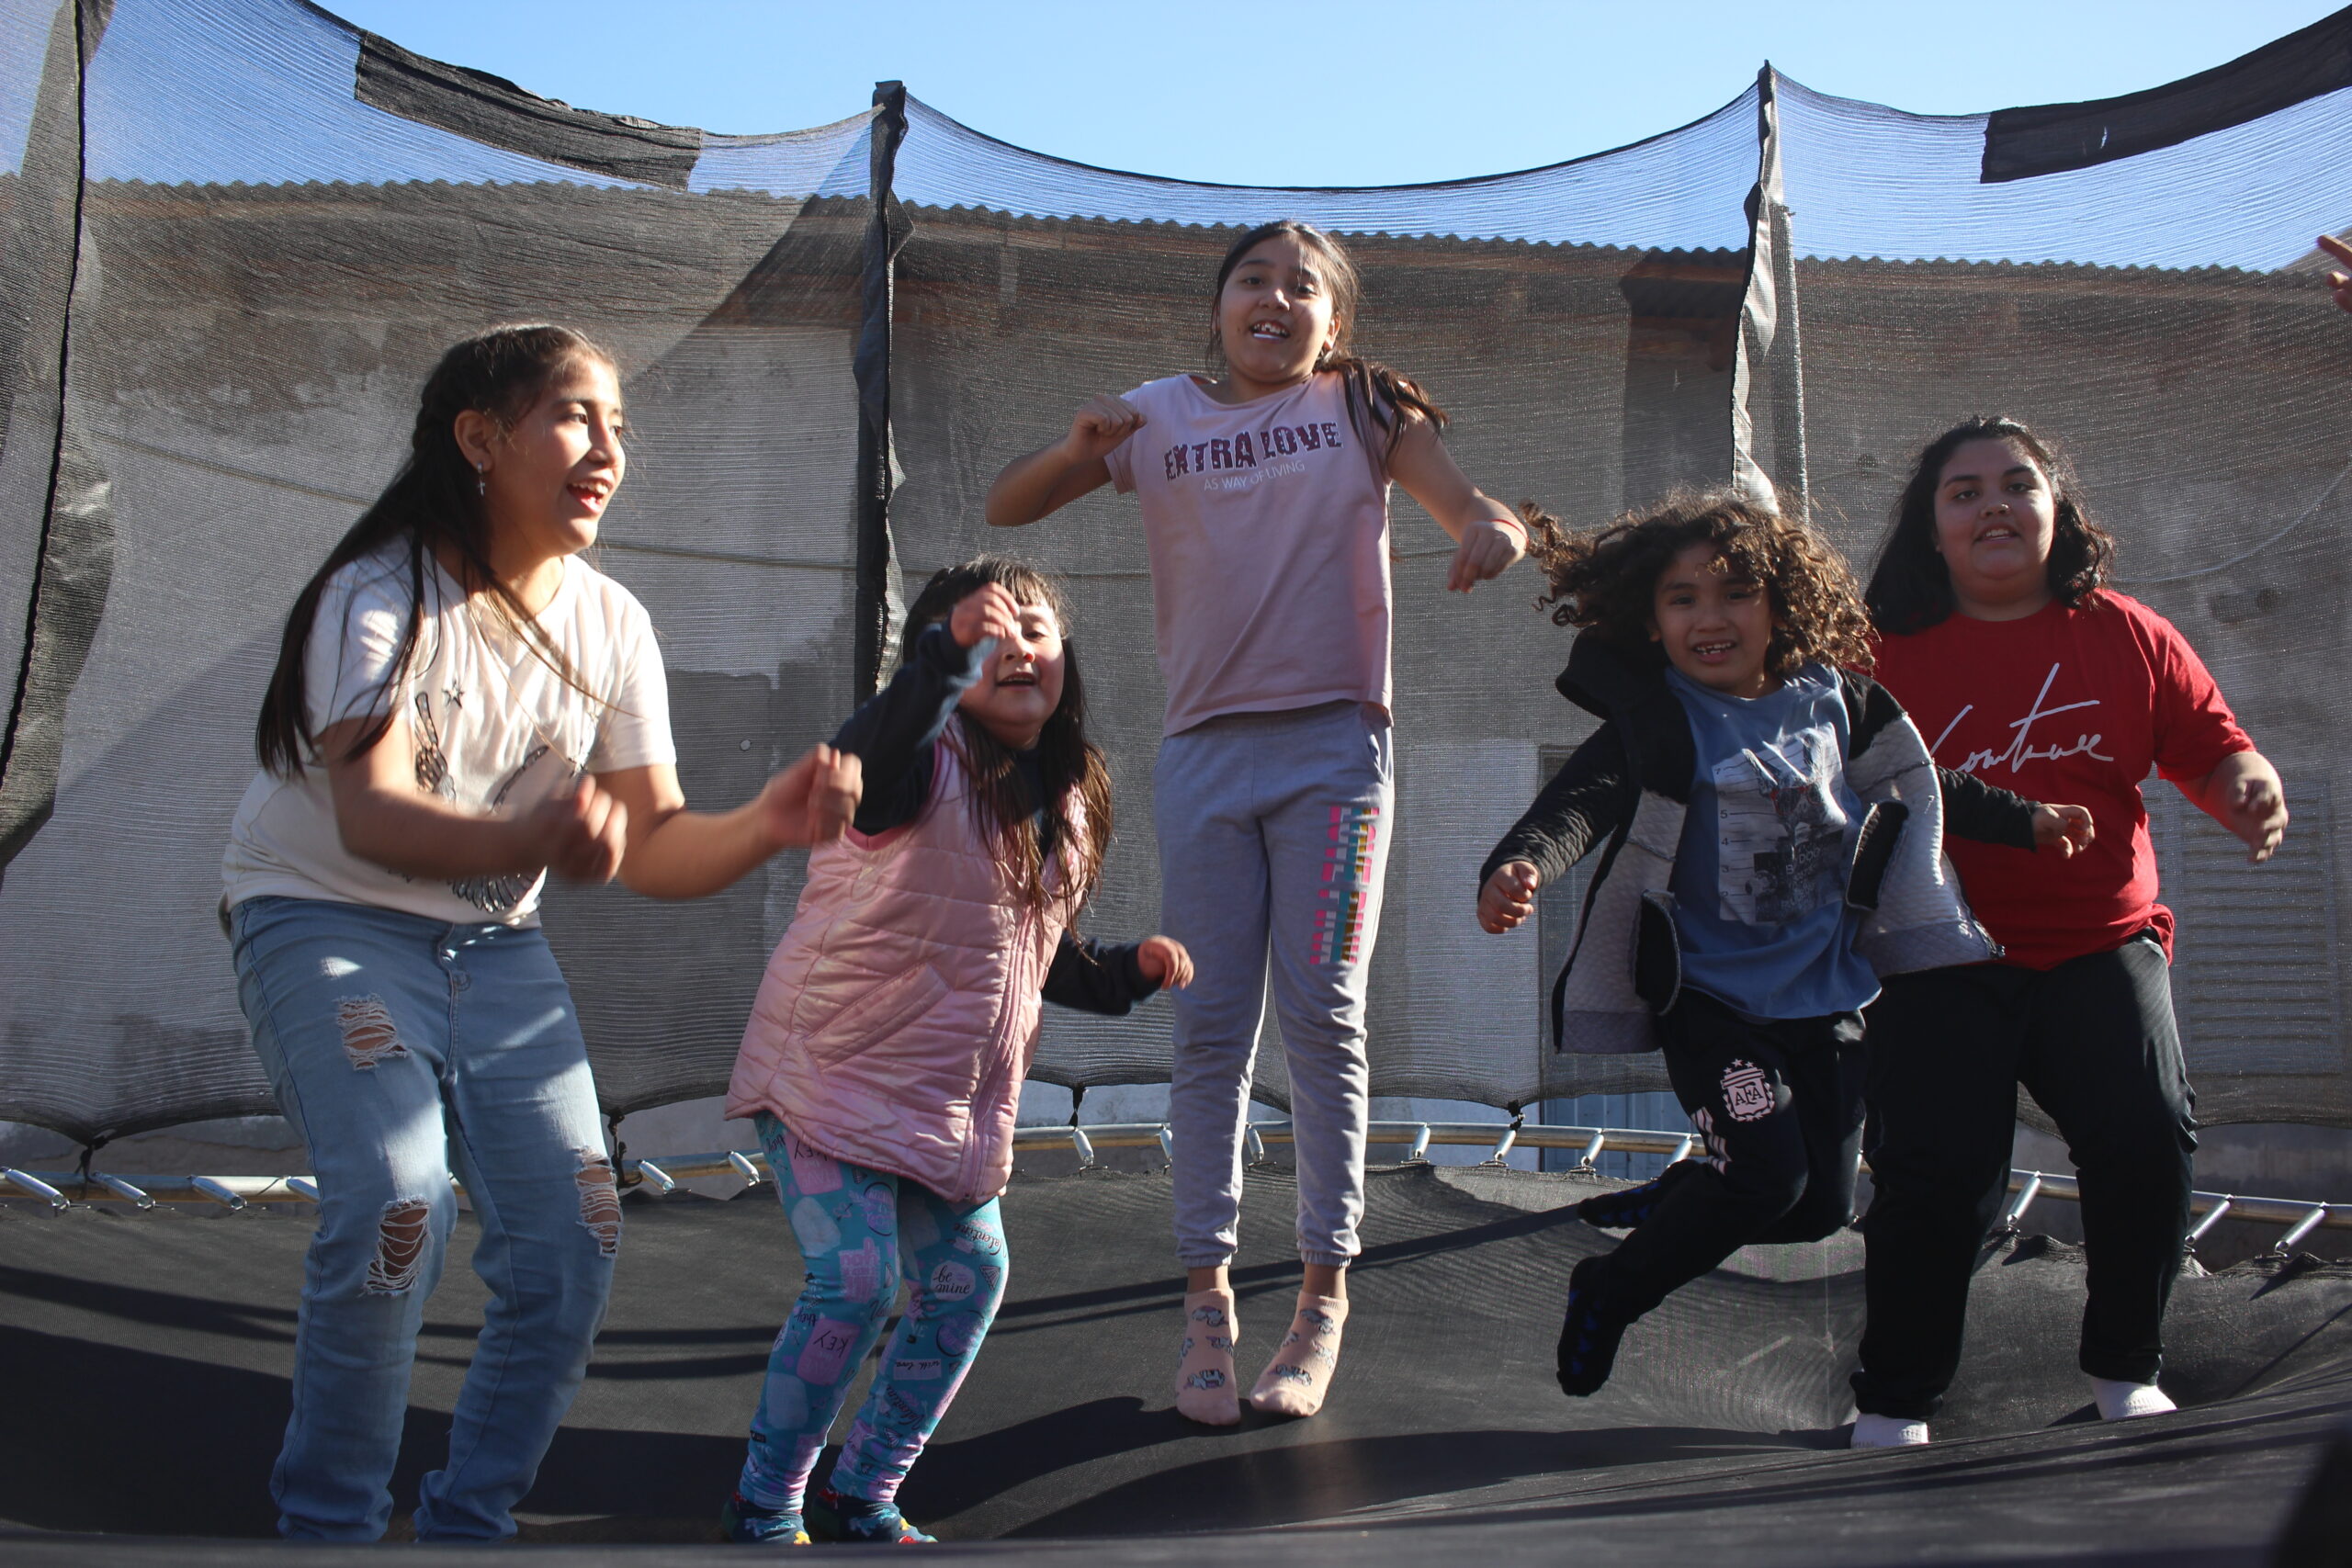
[1480,720,2041,895]
[831,624,1159,1016]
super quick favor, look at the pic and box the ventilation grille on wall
[2148,775,2340,1077]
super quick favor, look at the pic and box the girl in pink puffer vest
[719,558,1193,1546]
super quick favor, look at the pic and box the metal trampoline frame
[6,1119,2342,1258]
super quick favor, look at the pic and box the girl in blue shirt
[1476,491,2088,1398]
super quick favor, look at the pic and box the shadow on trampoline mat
[1,1163,2348,1566]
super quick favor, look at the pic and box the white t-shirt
[222,547,676,927]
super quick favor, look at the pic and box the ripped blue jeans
[231,896,616,1544]
[739,1113,1007,1512]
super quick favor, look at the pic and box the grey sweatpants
[1156,700,1394,1269]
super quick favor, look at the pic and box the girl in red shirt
[1849,416,2287,1449]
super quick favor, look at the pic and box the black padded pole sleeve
[0,0,116,880]
[854,82,911,701]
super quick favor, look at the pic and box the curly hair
[1866,415,2117,636]
[1521,490,1875,678]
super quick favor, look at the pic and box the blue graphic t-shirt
[1664,663,1881,1020]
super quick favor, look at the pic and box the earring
[476,464,487,497]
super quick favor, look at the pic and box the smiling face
[474,355,626,573]
[958,598,1067,750]
[1650,541,1780,699]
[1213,231,1340,400]
[1932,435,2057,620]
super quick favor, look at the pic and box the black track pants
[1850,932,2198,1419]
[1589,990,1866,1315]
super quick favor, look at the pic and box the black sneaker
[1574,1158,1701,1231]
[1556,1256,1634,1397]
[719,1492,809,1545]
[805,1485,935,1544]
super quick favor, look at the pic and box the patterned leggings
[738,1113,1008,1511]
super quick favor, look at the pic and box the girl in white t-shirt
[221,323,859,1543]
[987,220,1526,1423]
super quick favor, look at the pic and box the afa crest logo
[1722,1060,1776,1123]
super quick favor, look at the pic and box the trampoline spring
[1071,1126,1096,1169]
[1405,1125,1431,1164]
[1577,1131,1607,1170]
[1484,1125,1518,1166]
[189,1176,246,1212]
[727,1151,763,1186]
[3,1168,70,1211]
[2001,1173,2045,1231]
[285,1178,320,1204]
[1668,1134,1695,1165]
[2186,1198,2234,1247]
[1243,1126,1264,1166]
[635,1160,678,1195]
[86,1172,153,1209]
[1156,1126,1174,1169]
[2272,1204,2332,1256]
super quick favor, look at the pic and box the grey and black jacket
[1480,633,2040,1055]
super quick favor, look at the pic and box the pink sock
[1174,1289,1241,1426]
[1250,1294,1347,1417]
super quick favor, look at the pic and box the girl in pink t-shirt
[988,220,1526,1423]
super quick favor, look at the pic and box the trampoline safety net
[3,0,2352,1145]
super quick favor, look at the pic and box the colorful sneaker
[1574,1159,1700,1231]
[806,1485,936,1544]
[719,1492,809,1545]
[1556,1256,1634,1398]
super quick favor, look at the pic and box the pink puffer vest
[726,739,1088,1205]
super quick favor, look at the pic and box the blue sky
[318,0,2339,188]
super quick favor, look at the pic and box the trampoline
[6,1160,2352,1562]
[8,1,2352,1561]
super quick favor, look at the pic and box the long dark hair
[254,324,618,777]
[1205,220,1446,473]
[1521,490,1876,679]
[1866,415,2117,636]
[901,557,1114,915]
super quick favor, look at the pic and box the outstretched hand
[1060,393,1146,466]
[2030,803,2096,859]
[756,744,864,850]
[950,582,1023,649]
[2321,234,2352,314]
[1477,860,1540,933]
[1447,516,1527,592]
[526,774,629,885]
[1136,935,1194,990]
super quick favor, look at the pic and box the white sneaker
[2089,1376,2175,1420]
[1851,1412,1931,1449]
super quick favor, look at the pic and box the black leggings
[1589,990,1866,1315]
[1851,932,2198,1420]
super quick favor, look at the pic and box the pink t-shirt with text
[1102,371,1392,736]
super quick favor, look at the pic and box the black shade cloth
[1983,6,2352,182]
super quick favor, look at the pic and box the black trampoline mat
[4,1163,2348,1564]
